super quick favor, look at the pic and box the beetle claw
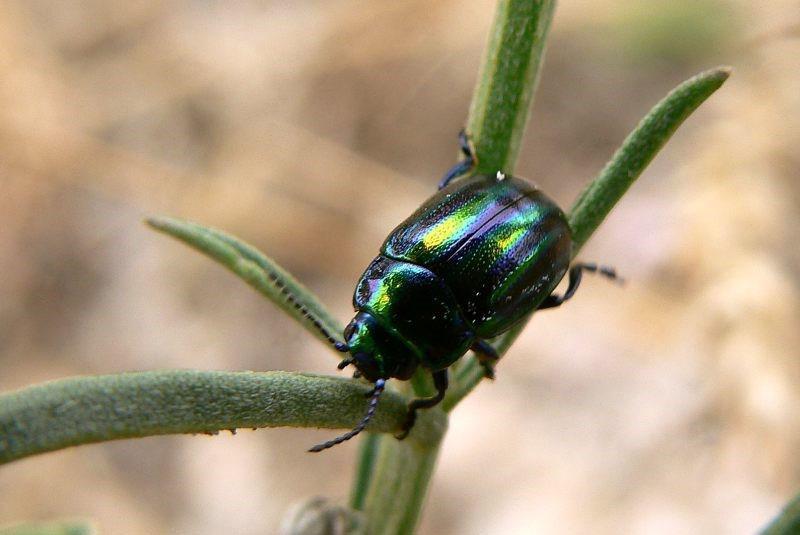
[480,361,496,380]
[395,411,415,440]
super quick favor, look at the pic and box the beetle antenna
[262,268,349,352]
[308,379,386,452]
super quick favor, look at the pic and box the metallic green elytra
[383,173,572,338]
[308,132,618,452]
[349,172,571,378]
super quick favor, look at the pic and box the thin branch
[0,371,446,466]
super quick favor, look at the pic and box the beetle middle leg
[438,129,477,190]
[396,369,448,440]
[538,262,621,310]
[471,339,499,380]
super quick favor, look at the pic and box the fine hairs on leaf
[0,371,446,466]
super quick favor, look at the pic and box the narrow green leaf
[0,521,95,535]
[467,0,557,174]
[0,371,446,466]
[146,216,345,352]
[569,66,731,250]
[349,433,381,510]
[760,492,800,535]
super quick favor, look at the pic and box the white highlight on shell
[496,171,506,181]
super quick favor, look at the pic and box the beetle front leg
[471,339,499,380]
[396,369,448,440]
[438,130,477,190]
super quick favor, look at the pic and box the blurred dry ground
[1,1,799,534]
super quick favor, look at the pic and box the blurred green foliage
[610,0,736,65]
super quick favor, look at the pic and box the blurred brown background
[1,1,799,533]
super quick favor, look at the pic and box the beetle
[301,131,618,452]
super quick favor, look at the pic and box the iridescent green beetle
[308,132,618,452]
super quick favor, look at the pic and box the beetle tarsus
[438,129,477,190]
[471,339,499,380]
[479,362,495,380]
[396,370,448,440]
[538,262,621,310]
[577,262,624,285]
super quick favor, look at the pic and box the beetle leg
[456,129,472,157]
[438,129,477,190]
[578,262,622,283]
[396,370,448,440]
[471,339,499,380]
[538,262,622,310]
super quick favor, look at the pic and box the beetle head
[340,311,418,382]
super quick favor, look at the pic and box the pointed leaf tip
[145,215,345,352]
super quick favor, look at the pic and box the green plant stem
[353,1,557,533]
[0,371,445,466]
[361,437,443,535]
[349,433,381,510]
[467,0,556,174]
[760,492,800,535]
